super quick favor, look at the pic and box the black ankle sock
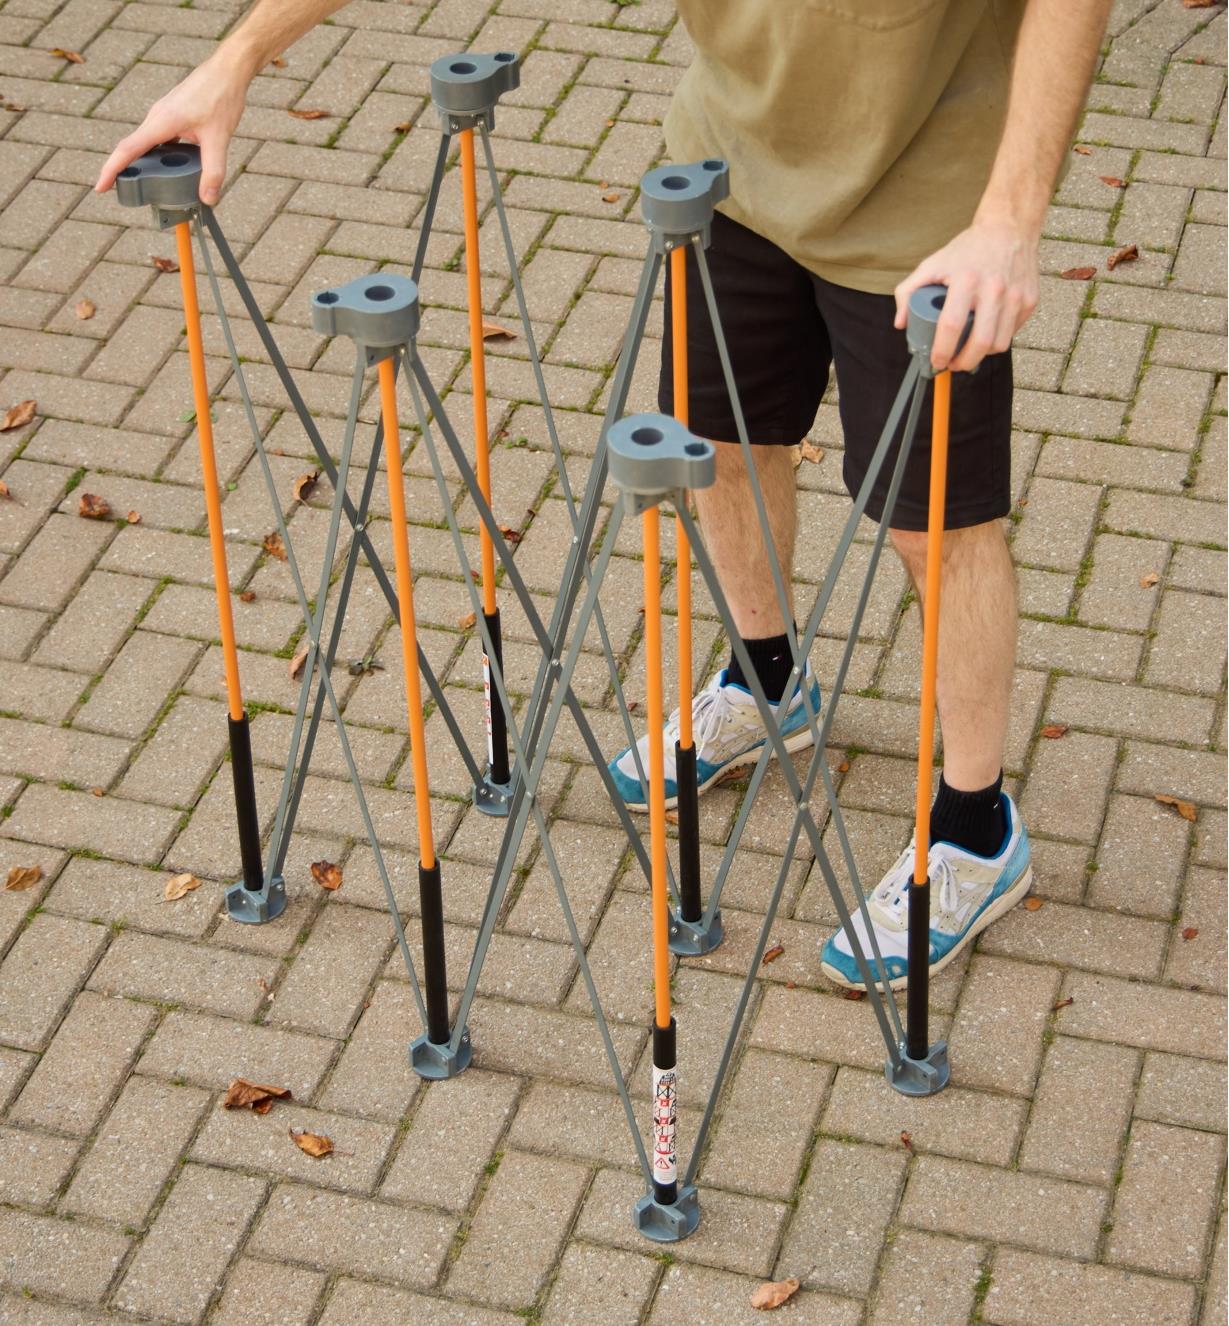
[930,772,1006,858]
[727,628,794,704]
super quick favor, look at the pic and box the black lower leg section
[227,714,264,892]
[674,741,702,924]
[905,879,930,1059]
[482,609,511,786]
[651,1018,678,1206]
[419,862,450,1044]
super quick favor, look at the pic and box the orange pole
[644,507,672,1029]
[913,370,951,884]
[176,222,244,723]
[379,357,436,871]
[671,246,693,749]
[459,128,497,617]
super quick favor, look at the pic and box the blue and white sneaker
[820,793,1032,990]
[608,664,821,813]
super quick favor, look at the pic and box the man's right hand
[95,53,252,205]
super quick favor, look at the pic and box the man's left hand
[894,220,1040,373]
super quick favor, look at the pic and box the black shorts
[658,212,1013,531]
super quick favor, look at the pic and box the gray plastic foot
[430,51,519,131]
[905,284,973,378]
[668,908,724,956]
[885,1039,951,1097]
[311,273,420,354]
[607,414,716,504]
[640,159,729,250]
[224,875,287,925]
[410,1026,473,1080]
[472,773,513,818]
[114,142,203,228]
[631,1184,701,1243]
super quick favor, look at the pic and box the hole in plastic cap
[660,175,689,191]
[684,441,707,456]
[450,60,477,74]
[317,291,340,305]
[494,51,515,62]
[930,291,945,310]
[630,426,663,447]
[366,284,396,302]
[702,158,723,171]
[160,151,190,168]
[119,165,141,179]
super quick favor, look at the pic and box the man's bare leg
[890,519,1017,793]
[693,442,798,638]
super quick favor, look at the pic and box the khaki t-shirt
[666,0,1027,294]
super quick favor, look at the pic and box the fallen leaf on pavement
[91,787,103,797]
[750,1277,800,1311]
[49,47,85,63]
[498,523,523,545]
[1023,896,1043,911]
[762,944,785,965]
[900,1130,913,1152]
[602,191,620,203]
[1072,145,1092,155]
[458,611,477,630]
[4,865,42,892]
[75,298,96,320]
[1182,0,1216,8]
[1106,243,1139,270]
[481,320,516,340]
[269,56,287,67]
[1155,793,1197,822]
[0,480,10,500]
[78,492,111,519]
[163,872,201,901]
[263,531,287,560]
[799,439,824,465]
[289,1128,333,1158]
[665,809,679,825]
[841,988,865,1001]
[0,400,36,432]
[1098,176,1125,188]
[152,256,179,273]
[289,643,310,680]
[311,860,343,891]
[1139,571,1159,587]
[223,1079,291,1112]
[393,119,413,133]
[1053,996,1075,1011]
[292,471,319,503]
[1182,927,1199,940]
[1040,724,1068,739]
[239,590,256,603]
[289,108,330,120]
[837,759,851,773]
[1060,266,1097,281]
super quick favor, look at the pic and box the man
[97,0,1113,990]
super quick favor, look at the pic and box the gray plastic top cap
[429,51,520,116]
[640,160,730,238]
[906,283,974,364]
[311,274,420,349]
[607,413,716,497]
[114,142,202,211]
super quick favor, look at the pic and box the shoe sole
[820,863,1034,993]
[619,726,817,813]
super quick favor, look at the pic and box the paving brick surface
[0,1,1223,1322]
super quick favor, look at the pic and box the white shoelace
[873,848,961,924]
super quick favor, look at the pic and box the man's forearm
[976,0,1113,235]
[221,0,354,78]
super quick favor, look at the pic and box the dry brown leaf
[1139,570,1160,588]
[289,643,310,681]
[263,531,287,561]
[75,298,96,320]
[799,439,824,465]
[1099,176,1125,188]
[310,859,343,891]
[289,1128,333,1158]
[269,56,287,67]
[1072,144,1093,155]
[481,320,516,340]
[78,492,111,519]
[90,787,104,797]
[49,47,85,63]
[0,480,10,500]
[393,119,413,133]
[1040,724,1068,739]
[4,102,27,112]
[1106,243,1139,271]
[1182,0,1216,8]
[0,400,36,432]
[4,865,42,892]
[900,1130,914,1152]
[1155,793,1198,823]
[665,809,680,826]
[1023,896,1043,911]
[289,108,331,120]
[1060,266,1097,281]
[163,871,201,901]
[762,944,785,965]
[1053,996,1075,1011]
[1181,926,1199,941]
[152,256,179,273]
[837,759,851,773]
[841,988,865,1001]
[458,611,477,630]
[292,471,319,503]
[223,1079,291,1111]
[602,191,620,203]
[498,523,523,545]
[239,590,256,603]
[750,1277,800,1311]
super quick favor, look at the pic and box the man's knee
[889,519,1007,576]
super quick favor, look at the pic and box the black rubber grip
[674,741,702,923]
[419,861,450,1044]
[906,878,930,1060]
[227,714,265,893]
[483,609,510,786]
